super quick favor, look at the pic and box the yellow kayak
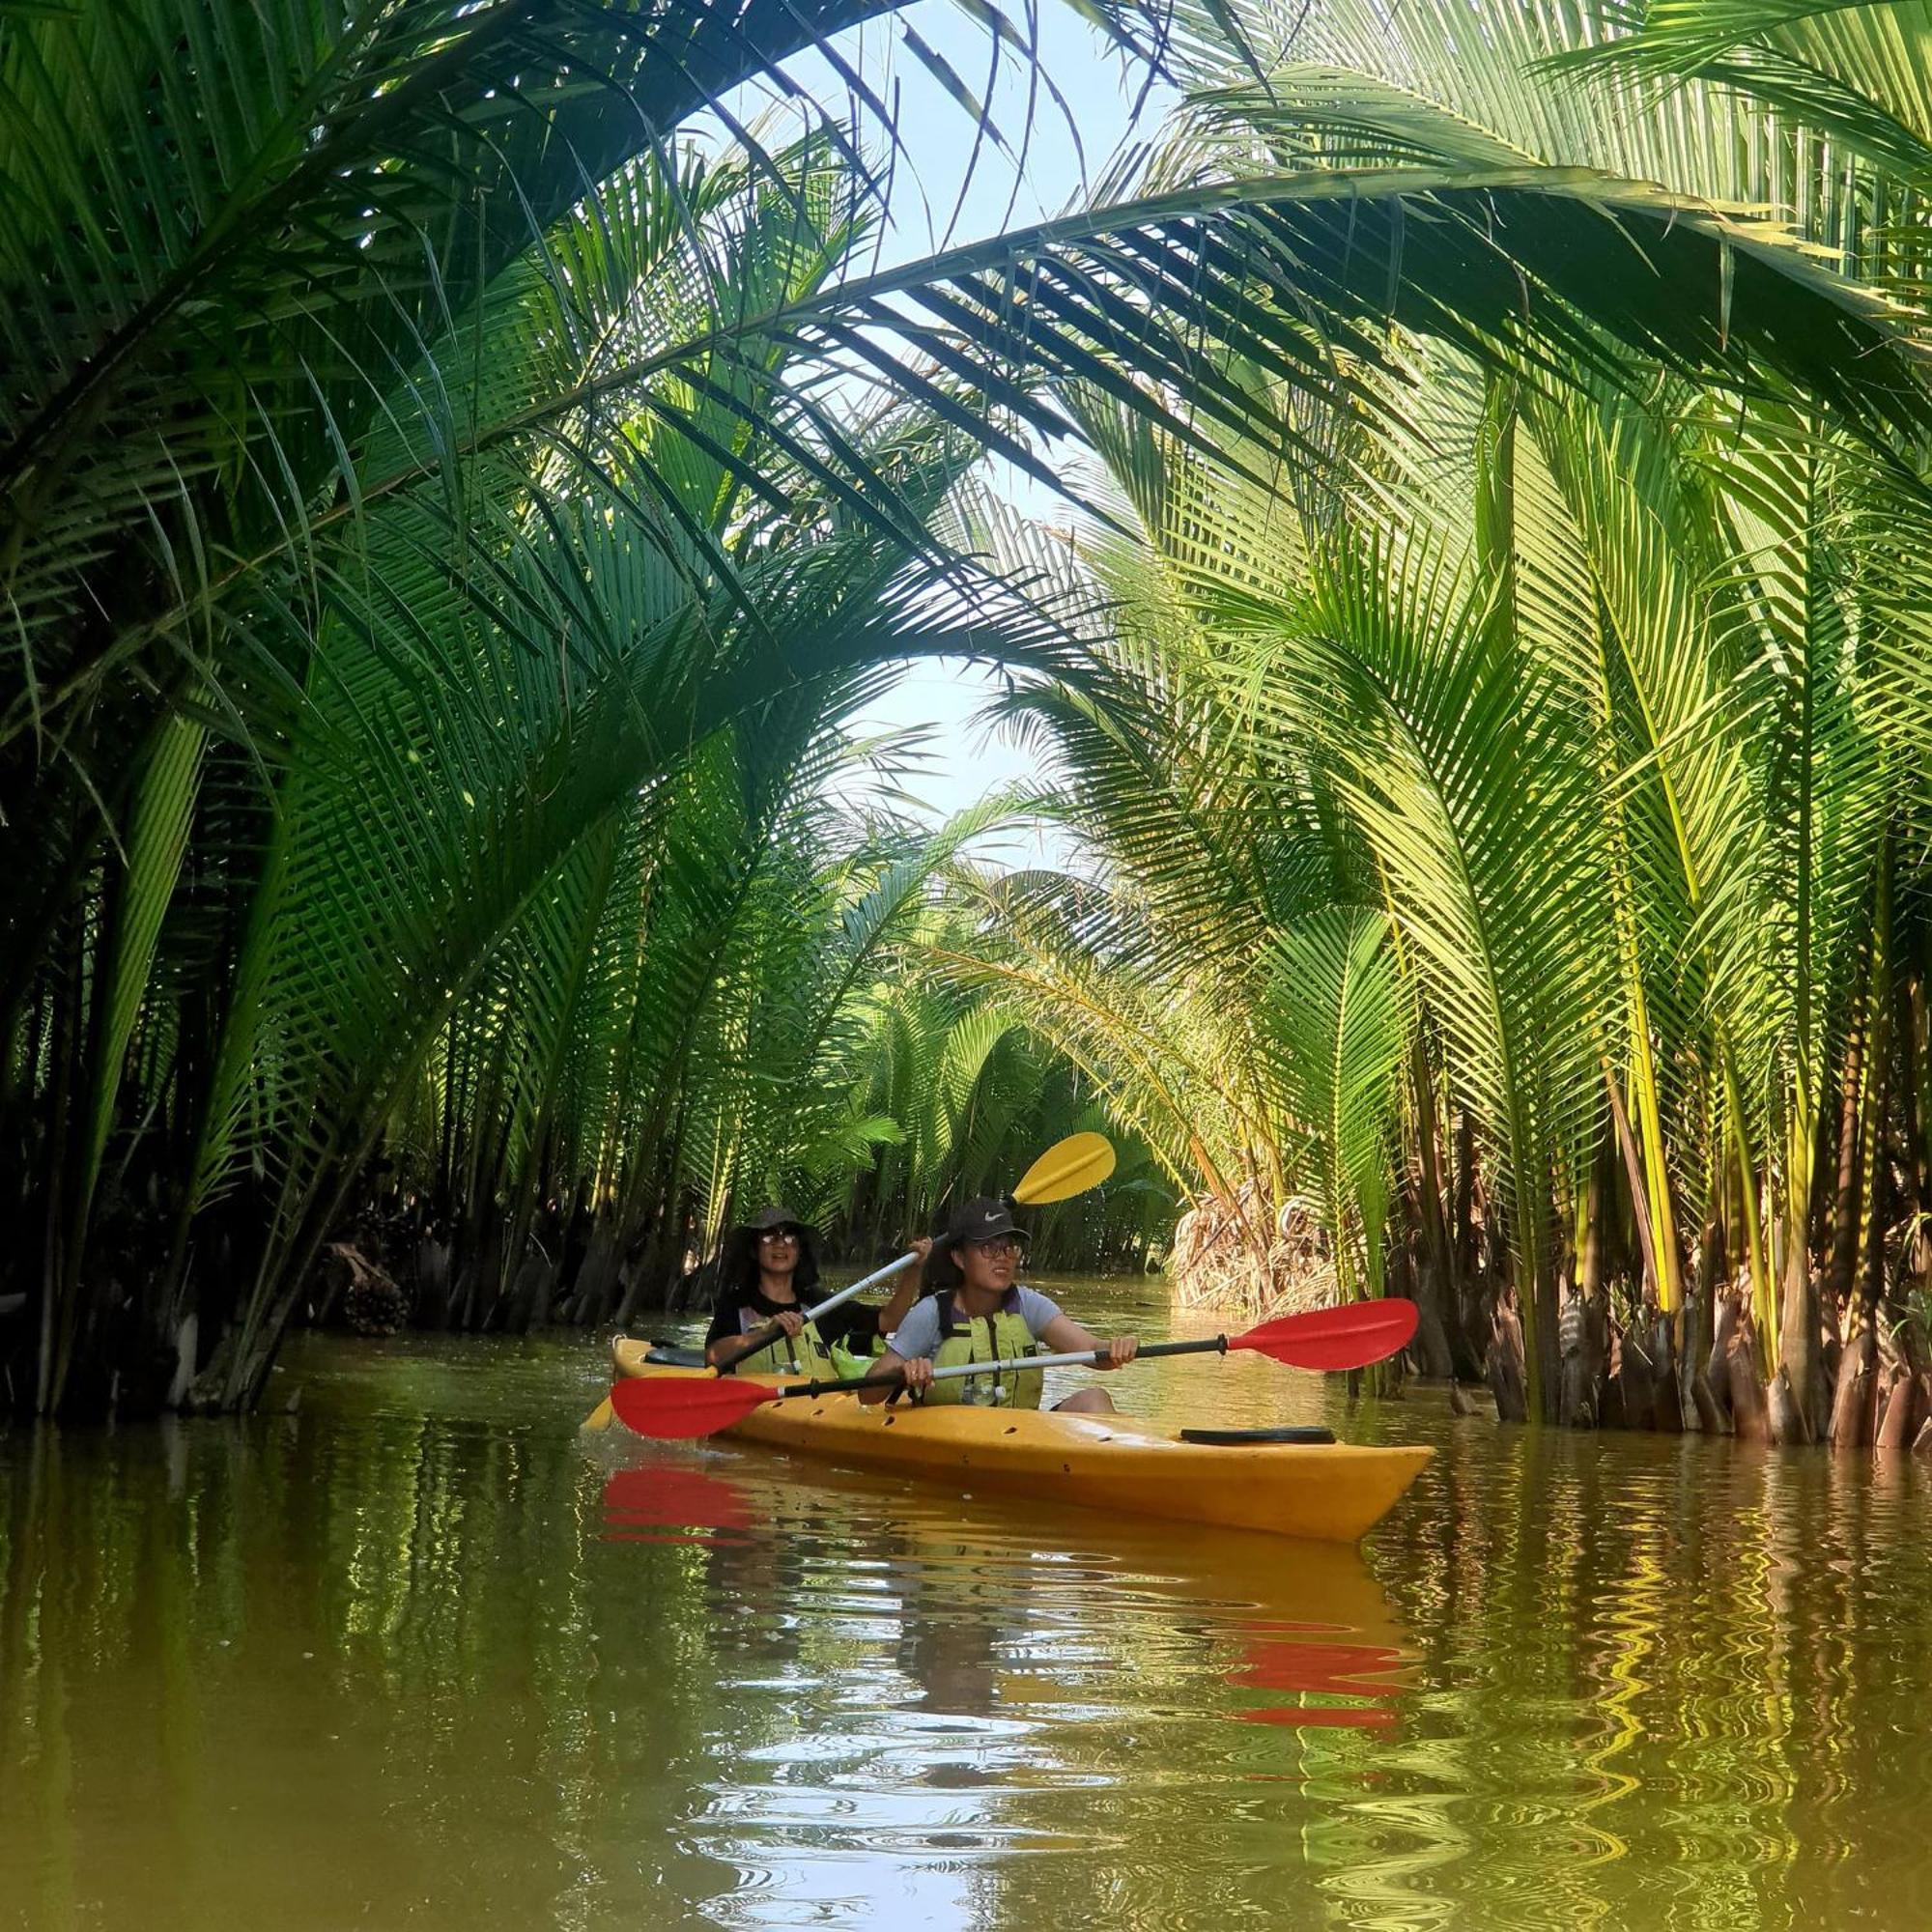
[609,1338,1432,1543]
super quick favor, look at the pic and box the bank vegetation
[6,0,1932,1439]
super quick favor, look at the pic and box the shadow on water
[6,1291,1932,1929]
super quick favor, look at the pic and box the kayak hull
[608,1339,1432,1543]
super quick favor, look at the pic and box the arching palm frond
[1257,907,1407,1301]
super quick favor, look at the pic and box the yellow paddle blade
[582,1397,615,1433]
[1011,1130,1115,1205]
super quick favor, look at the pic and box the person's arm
[874,1236,932,1335]
[1039,1312,1139,1369]
[861,1298,939,1401]
[705,1306,803,1370]
[859,1344,933,1403]
[701,1300,736,1364]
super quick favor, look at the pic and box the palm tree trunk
[1712,1141,1774,1438]
[1489,1288,1529,1424]
[1829,989,1867,1333]
[1407,1030,1458,1377]
[1697,1178,1733,1433]
[34,912,86,1414]
[1559,1130,1609,1427]
[1909,974,1924,1275]
[1774,1236,1819,1443]
[1902,966,1932,1282]
[1452,1108,1484,1369]
[1605,1067,1662,1302]
[1829,858,1895,1448]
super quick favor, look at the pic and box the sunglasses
[757,1228,801,1245]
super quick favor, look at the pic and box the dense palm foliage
[960,0,1932,1435]
[350,781,1170,1341]
[8,0,1932,1426]
[0,7,1084,1413]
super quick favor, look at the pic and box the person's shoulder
[1011,1284,1062,1330]
[896,1295,942,1337]
[703,1292,749,1341]
[889,1295,942,1357]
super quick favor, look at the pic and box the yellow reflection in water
[6,1301,1932,1930]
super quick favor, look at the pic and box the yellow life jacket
[924,1290,1045,1408]
[724,1304,838,1379]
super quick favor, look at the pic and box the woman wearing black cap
[861,1196,1138,1413]
[703,1206,928,1378]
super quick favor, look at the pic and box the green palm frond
[1257,906,1407,1299]
[1550,0,1932,196]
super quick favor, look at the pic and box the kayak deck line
[608,1338,1432,1544]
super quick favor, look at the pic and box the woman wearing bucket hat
[703,1206,928,1379]
[861,1196,1138,1413]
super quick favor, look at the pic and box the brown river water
[5,1273,1932,1929]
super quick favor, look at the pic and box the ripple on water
[11,1307,1932,1929]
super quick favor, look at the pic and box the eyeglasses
[757,1228,801,1246]
[965,1235,1023,1259]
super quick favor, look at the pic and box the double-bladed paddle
[582,1131,1118,1431]
[608,1297,1421,1441]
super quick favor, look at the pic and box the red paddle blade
[608,1374,779,1440]
[1232,1299,1420,1372]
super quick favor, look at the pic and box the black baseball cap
[937,1196,1028,1250]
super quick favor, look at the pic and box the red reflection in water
[1229,1628,1406,1731]
[601,1464,756,1544]
[1234,1637,1406,1694]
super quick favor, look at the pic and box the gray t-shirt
[888,1286,1063,1361]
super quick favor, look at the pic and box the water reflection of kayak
[609,1338,1431,1543]
[598,1446,1416,1731]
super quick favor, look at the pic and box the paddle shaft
[761,1334,1229,1402]
[720,1249,918,1370]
